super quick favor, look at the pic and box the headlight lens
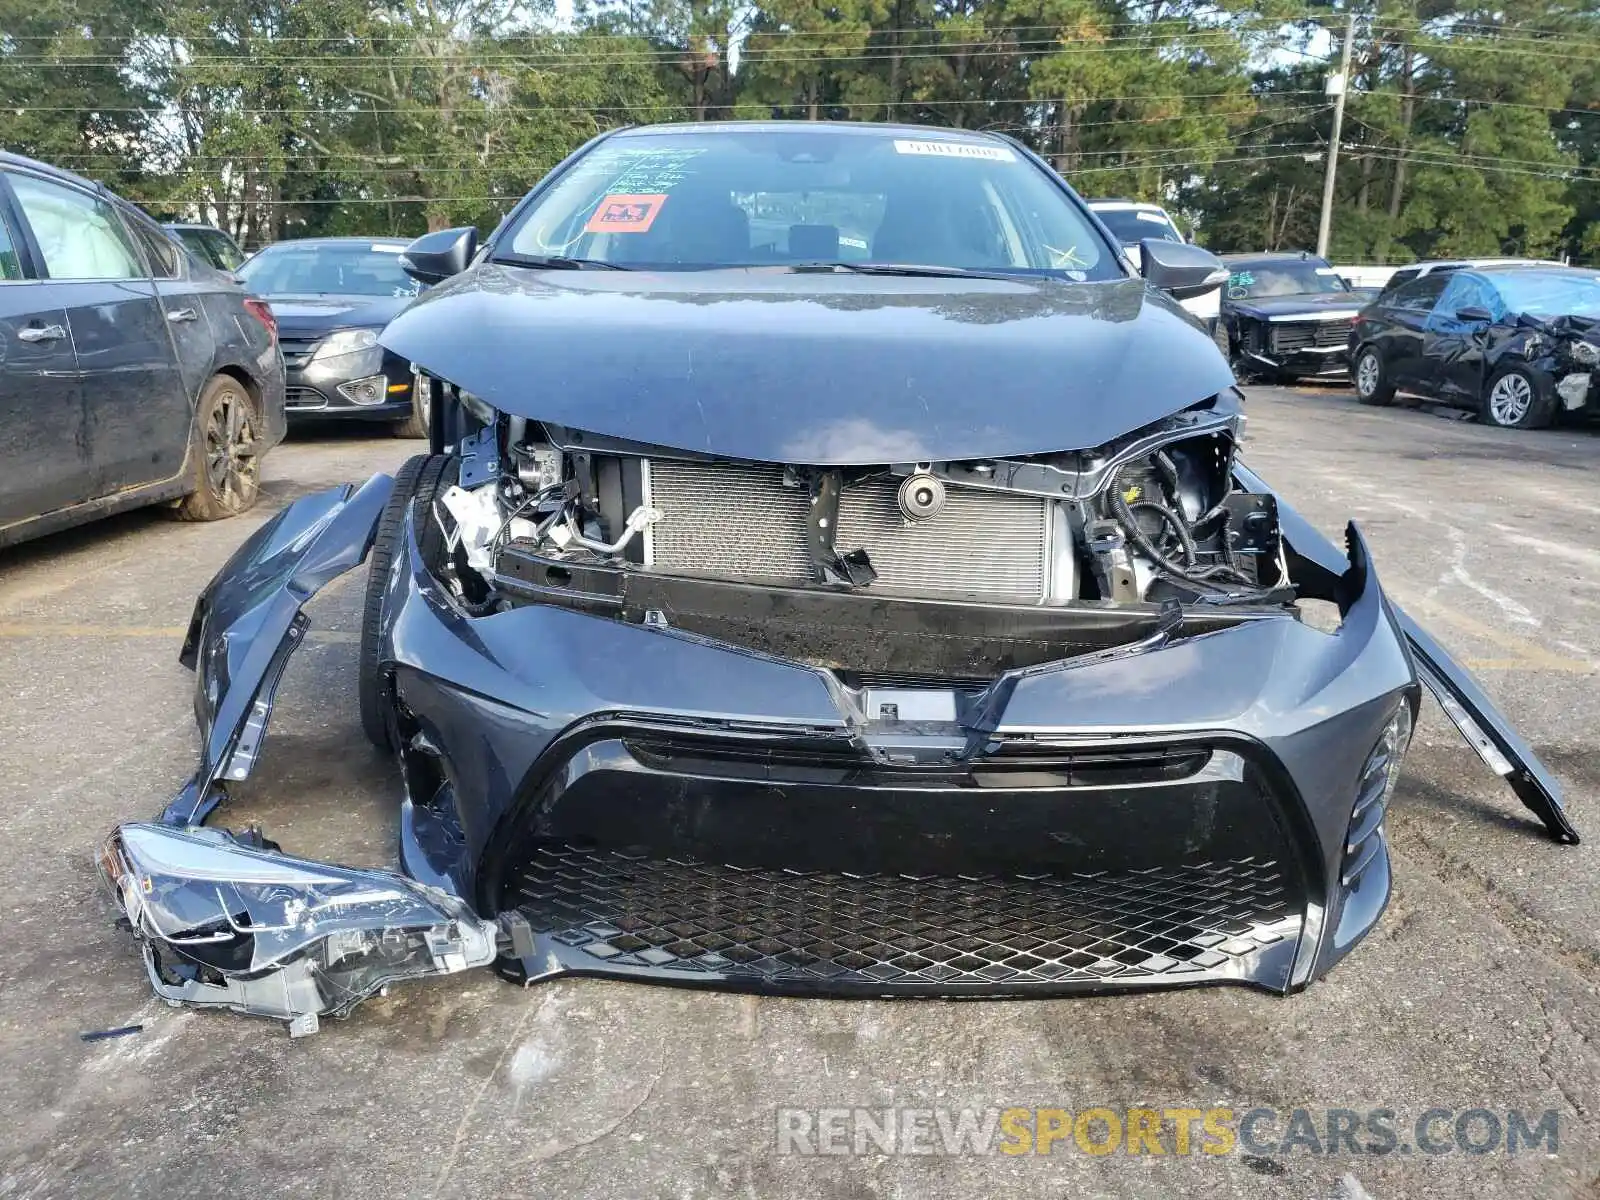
[314,327,380,359]
[1570,340,1599,367]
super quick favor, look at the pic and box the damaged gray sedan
[104,122,1579,1036]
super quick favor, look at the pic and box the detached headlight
[1570,340,1600,367]
[313,327,381,360]
[101,822,497,1036]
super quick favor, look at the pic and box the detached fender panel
[165,473,394,825]
[1235,461,1578,844]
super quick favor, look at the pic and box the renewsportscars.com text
[776,1106,1561,1158]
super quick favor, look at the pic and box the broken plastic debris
[79,1025,144,1042]
[101,823,498,1037]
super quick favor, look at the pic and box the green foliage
[1,0,1594,261]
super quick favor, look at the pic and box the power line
[0,21,1376,69]
[42,104,1325,168]
[0,16,1334,49]
[0,37,1307,69]
[1358,147,1599,183]
[12,88,1314,116]
[15,88,1589,120]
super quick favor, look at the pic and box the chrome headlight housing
[313,327,381,360]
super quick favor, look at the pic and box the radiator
[643,460,1053,602]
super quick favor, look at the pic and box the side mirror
[1139,239,1229,301]
[400,226,478,286]
[1455,305,1494,324]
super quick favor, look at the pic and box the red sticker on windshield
[585,193,667,234]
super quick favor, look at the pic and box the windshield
[1226,263,1350,299]
[237,242,420,297]
[498,128,1117,278]
[1093,208,1183,246]
[174,228,244,271]
[1493,273,1600,319]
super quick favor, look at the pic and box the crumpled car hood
[1229,292,1368,320]
[380,265,1236,465]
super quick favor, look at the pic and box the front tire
[1353,347,1396,407]
[1211,321,1238,378]
[1483,366,1556,429]
[175,375,261,520]
[391,377,429,439]
[358,453,456,750]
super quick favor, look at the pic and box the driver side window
[1390,273,1449,314]
[9,173,144,280]
[1434,274,1499,323]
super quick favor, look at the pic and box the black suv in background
[0,152,285,549]
[1216,252,1370,382]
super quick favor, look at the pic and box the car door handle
[166,308,199,323]
[17,324,67,343]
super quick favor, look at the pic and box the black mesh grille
[507,844,1302,988]
[285,386,326,410]
[1271,321,1349,352]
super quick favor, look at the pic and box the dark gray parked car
[98,123,1576,1037]
[0,152,286,548]
[235,237,427,436]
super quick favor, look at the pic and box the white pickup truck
[1087,199,1221,331]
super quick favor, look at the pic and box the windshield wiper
[514,255,632,271]
[788,261,1040,282]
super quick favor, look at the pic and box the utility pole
[1316,10,1356,258]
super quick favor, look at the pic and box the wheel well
[212,364,262,418]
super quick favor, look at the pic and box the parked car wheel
[1352,347,1396,407]
[358,453,457,749]
[1211,321,1237,375]
[391,379,430,439]
[175,375,261,521]
[1483,366,1556,430]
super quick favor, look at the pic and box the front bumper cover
[102,467,1578,1033]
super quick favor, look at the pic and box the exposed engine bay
[422,399,1291,679]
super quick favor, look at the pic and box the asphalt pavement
[0,388,1596,1199]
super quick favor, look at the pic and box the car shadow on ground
[0,505,171,575]
[283,419,423,444]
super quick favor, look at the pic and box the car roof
[253,236,412,247]
[1086,199,1167,212]
[1473,265,1598,282]
[1218,252,1327,265]
[1400,257,1558,274]
[609,120,1018,147]
[0,149,104,193]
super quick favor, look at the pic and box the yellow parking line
[1405,598,1596,675]
[0,623,358,644]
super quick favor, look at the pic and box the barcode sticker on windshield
[1135,211,1170,224]
[893,139,1015,163]
[371,243,404,253]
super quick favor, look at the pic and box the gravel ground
[0,387,1595,1199]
